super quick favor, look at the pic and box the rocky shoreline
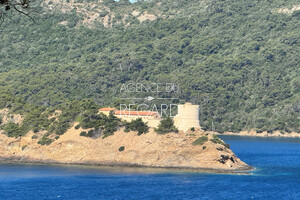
[216,131,300,138]
[0,124,252,173]
[0,156,254,174]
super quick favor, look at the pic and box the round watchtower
[174,103,201,132]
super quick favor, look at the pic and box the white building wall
[116,115,161,128]
[174,103,201,132]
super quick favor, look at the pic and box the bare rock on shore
[0,124,251,171]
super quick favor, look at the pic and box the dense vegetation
[0,92,109,142]
[0,0,300,133]
[124,118,149,135]
[0,92,149,142]
[155,117,178,134]
[77,111,123,138]
[0,92,53,138]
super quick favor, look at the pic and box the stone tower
[174,102,201,132]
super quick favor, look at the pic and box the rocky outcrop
[0,108,23,125]
[0,124,251,172]
[277,5,300,14]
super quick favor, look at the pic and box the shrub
[50,117,56,122]
[191,127,195,132]
[79,111,111,130]
[22,145,27,150]
[38,136,53,145]
[80,131,87,136]
[202,146,206,150]
[79,130,95,137]
[32,127,39,133]
[21,108,52,136]
[55,122,71,135]
[125,118,149,135]
[87,130,95,137]
[124,127,130,132]
[118,146,125,152]
[102,113,122,137]
[155,117,178,134]
[210,134,230,148]
[31,135,38,139]
[75,124,80,130]
[3,122,23,138]
[192,136,208,145]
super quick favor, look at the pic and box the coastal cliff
[0,123,251,172]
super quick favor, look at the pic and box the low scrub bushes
[210,135,230,148]
[192,136,208,145]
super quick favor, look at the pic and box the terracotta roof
[99,108,117,111]
[115,110,159,116]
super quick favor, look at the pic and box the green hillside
[0,0,300,133]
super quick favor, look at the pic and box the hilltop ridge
[0,0,300,133]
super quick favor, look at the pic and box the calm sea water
[0,136,300,200]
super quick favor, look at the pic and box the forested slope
[0,0,300,133]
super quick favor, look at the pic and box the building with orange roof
[98,107,117,116]
[114,110,159,117]
[99,103,201,131]
[99,107,161,127]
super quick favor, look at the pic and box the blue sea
[0,136,300,200]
